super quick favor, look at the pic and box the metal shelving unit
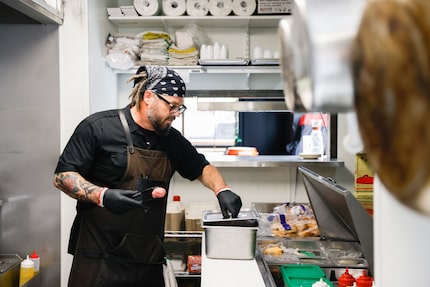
[164,231,203,283]
[108,15,288,28]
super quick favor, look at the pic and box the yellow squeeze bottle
[19,255,34,286]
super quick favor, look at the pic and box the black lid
[202,208,259,227]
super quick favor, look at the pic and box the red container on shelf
[338,268,356,287]
[356,270,373,287]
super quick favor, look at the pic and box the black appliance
[237,99,293,155]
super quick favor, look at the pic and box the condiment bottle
[165,195,185,231]
[356,270,373,287]
[312,278,330,287]
[19,255,34,286]
[30,250,40,273]
[310,119,324,156]
[338,268,356,287]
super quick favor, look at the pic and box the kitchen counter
[201,235,277,287]
[202,154,344,168]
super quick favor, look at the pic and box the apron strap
[119,109,135,154]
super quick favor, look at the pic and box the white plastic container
[310,119,324,156]
[165,195,185,231]
[30,250,40,273]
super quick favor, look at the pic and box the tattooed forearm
[53,172,103,204]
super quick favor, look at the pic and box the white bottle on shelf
[30,250,40,273]
[310,119,324,157]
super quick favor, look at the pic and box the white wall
[374,178,430,286]
[59,1,90,286]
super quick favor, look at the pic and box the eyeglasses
[154,92,187,115]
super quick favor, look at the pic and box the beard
[148,113,172,136]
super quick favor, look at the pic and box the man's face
[147,92,184,136]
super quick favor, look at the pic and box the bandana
[134,65,186,97]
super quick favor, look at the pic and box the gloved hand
[217,189,242,218]
[100,188,143,214]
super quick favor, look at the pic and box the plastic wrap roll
[232,0,256,16]
[134,0,160,16]
[209,0,232,16]
[187,0,209,16]
[162,0,186,16]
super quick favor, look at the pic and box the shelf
[1,0,63,24]
[202,155,344,168]
[108,15,290,28]
[114,65,280,74]
[115,66,283,92]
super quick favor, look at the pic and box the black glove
[217,189,242,218]
[101,189,143,214]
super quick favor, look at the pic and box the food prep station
[164,167,373,287]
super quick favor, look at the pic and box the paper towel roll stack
[162,0,186,16]
[134,0,160,16]
[209,0,232,16]
[187,0,209,16]
[232,0,256,16]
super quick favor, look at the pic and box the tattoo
[80,181,99,200]
[54,172,100,202]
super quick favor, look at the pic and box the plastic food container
[202,209,259,260]
[226,147,258,156]
[280,264,334,287]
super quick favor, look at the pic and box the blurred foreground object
[353,0,430,215]
[278,0,366,112]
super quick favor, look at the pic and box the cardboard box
[185,202,217,231]
[187,255,202,274]
[257,0,293,15]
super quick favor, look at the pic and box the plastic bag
[104,53,134,70]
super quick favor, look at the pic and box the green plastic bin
[280,264,334,287]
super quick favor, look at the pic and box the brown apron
[68,110,173,287]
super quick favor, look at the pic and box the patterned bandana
[134,65,186,97]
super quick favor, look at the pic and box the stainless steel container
[0,254,22,287]
[202,209,259,260]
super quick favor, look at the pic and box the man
[53,65,242,287]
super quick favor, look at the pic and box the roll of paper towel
[162,0,186,16]
[209,0,232,16]
[134,0,160,16]
[187,0,209,16]
[232,0,256,16]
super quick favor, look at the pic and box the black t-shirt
[55,106,209,188]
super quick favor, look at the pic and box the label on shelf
[257,0,292,14]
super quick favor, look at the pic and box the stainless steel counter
[201,235,277,287]
[204,155,344,168]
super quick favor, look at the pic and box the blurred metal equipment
[278,0,367,112]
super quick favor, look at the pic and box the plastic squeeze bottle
[356,270,373,287]
[19,255,34,286]
[312,278,330,287]
[30,250,40,273]
[338,268,356,287]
